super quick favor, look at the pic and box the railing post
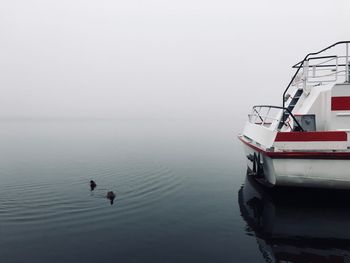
[303,60,309,93]
[346,43,349,83]
[303,60,308,87]
[335,56,338,82]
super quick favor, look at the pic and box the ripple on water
[0,161,183,241]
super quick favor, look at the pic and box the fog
[0,0,349,121]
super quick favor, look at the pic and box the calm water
[1,119,350,262]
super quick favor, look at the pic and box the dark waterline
[1,119,349,262]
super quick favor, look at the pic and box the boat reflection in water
[239,173,350,263]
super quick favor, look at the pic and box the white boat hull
[242,140,350,189]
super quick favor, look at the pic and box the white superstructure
[239,41,350,189]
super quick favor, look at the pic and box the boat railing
[292,55,350,86]
[249,105,304,132]
[283,41,350,112]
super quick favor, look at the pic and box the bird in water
[107,191,116,205]
[90,180,97,191]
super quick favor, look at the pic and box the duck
[90,180,97,191]
[107,191,116,204]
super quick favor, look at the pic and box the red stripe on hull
[331,96,350,111]
[239,136,350,159]
[275,131,347,142]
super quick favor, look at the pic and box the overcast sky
[0,0,349,120]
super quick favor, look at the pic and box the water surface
[1,119,349,262]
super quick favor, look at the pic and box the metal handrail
[252,105,304,132]
[282,41,350,117]
[292,55,338,68]
[253,107,264,122]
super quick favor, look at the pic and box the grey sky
[0,0,349,120]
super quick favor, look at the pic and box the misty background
[0,3,350,262]
[0,0,349,123]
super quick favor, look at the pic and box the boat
[239,174,350,263]
[239,41,350,189]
